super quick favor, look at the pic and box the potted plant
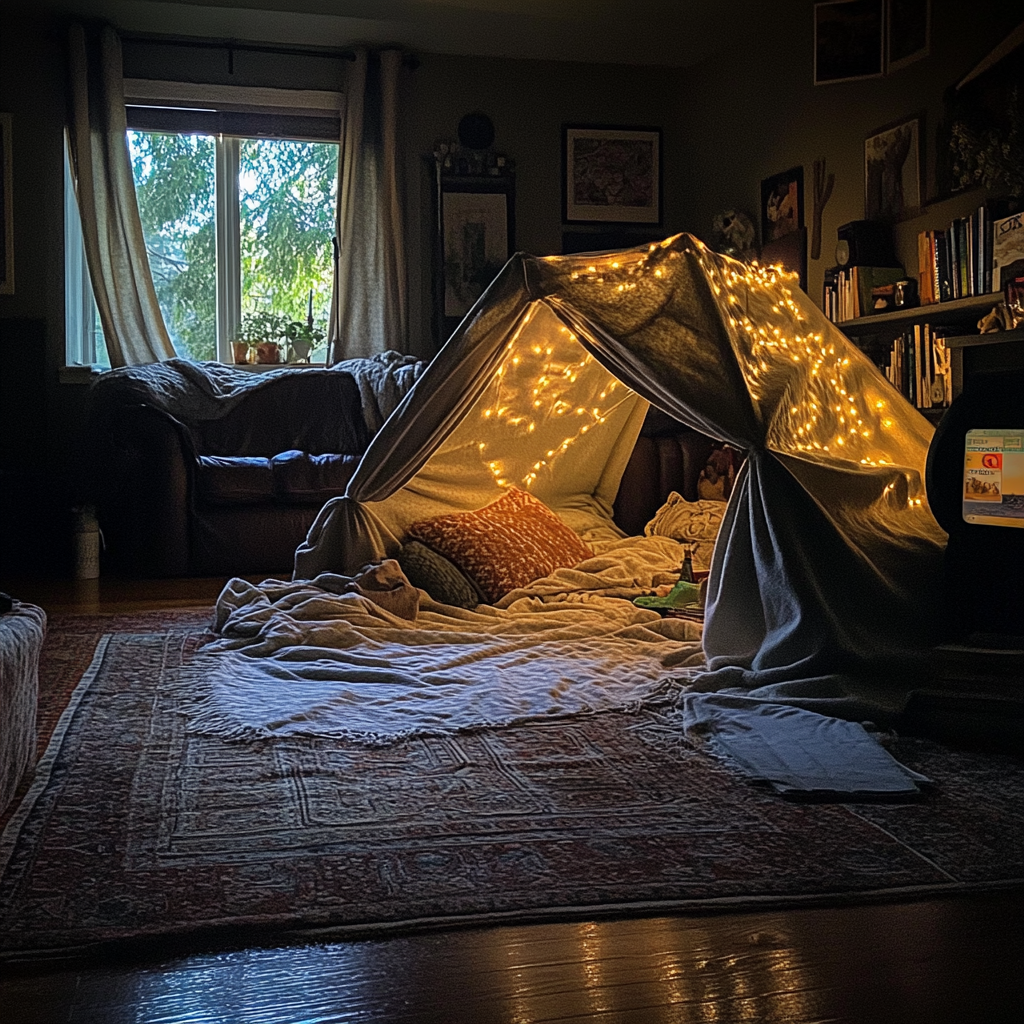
[231,340,253,364]
[284,319,326,363]
[235,311,289,365]
[254,340,282,364]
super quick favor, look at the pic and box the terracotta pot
[255,341,281,364]
[232,342,251,364]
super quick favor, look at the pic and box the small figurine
[680,544,694,583]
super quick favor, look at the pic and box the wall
[671,0,1022,306]
[0,13,81,574]
[2,2,1019,575]
[0,11,681,573]
[406,53,681,353]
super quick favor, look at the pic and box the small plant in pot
[231,339,253,364]
[284,319,326,363]
[234,311,289,365]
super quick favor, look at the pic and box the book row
[919,208,1022,306]
[822,210,1023,324]
[879,325,952,411]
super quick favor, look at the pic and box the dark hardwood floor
[1,576,1021,1024]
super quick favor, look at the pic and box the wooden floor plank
[2,893,1021,1024]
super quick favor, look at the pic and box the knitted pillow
[407,488,593,604]
[644,492,725,570]
[396,540,480,609]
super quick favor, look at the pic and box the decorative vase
[255,341,281,364]
[287,339,313,363]
[232,342,251,364]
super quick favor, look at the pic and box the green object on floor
[633,579,702,611]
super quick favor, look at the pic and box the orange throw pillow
[407,488,593,603]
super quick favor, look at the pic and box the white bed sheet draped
[190,534,703,743]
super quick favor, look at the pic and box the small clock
[835,239,850,266]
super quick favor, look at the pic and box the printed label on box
[963,430,1024,527]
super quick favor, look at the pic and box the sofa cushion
[196,456,275,506]
[271,450,360,505]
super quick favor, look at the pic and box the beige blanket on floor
[183,534,705,744]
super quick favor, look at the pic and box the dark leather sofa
[90,363,371,577]
[89,361,739,579]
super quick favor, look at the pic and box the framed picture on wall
[435,172,515,343]
[814,0,885,85]
[760,167,805,246]
[0,113,13,295]
[865,114,922,222]
[887,0,931,73]
[562,125,661,225]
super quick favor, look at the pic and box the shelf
[837,292,1001,335]
[944,328,1024,349]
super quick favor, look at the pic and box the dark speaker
[836,220,899,268]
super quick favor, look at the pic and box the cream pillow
[643,492,725,569]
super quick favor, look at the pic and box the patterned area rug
[2,620,1023,963]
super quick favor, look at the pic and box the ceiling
[21,0,767,67]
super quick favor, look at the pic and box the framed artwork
[887,0,930,73]
[436,174,514,342]
[865,114,922,222]
[563,125,661,225]
[0,114,13,295]
[760,166,804,246]
[814,0,885,85]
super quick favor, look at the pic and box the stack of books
[824,266,905,323]
[880,324,952,410]
[918,208,1022,305]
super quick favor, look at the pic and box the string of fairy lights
[476,306,631,490]
[559,237,925,508]
[692,242,925,507]
[472,236,925,508]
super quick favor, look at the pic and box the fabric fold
[680,693,929,797]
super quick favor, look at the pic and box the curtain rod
[121,33,419,69]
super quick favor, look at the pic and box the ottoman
[0,601,46,814]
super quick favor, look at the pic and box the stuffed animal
[697,447,736,502]
[711,210,757,261]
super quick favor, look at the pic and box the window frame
[65,81,342,369]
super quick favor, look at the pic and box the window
[129,132,338,363]
[64,136,108,369]
[65,82,342,366]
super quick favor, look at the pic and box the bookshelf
[838,291,1001,336]
[943,328,1024,399]
[839,292,1010,419]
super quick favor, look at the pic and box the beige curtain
[67,23,175,367]
[327,49,408,364]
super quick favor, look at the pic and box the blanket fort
[295,234,946,708]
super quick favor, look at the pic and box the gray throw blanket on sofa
[90,351,424,435]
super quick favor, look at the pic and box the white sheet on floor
[182,534,705,744]
[680,693,930,796]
